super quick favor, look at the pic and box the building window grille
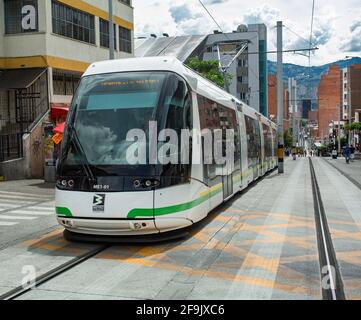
[99,18,117,49]
[4,0,38,34]
[119,26,132,53]
[51,0,95,44]
[53,71,81,96]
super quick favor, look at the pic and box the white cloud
[341,20,361,52]
[133,0,361,65]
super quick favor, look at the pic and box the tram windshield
[57,71,192,178]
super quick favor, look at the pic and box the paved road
[0,180,57,250]
[0,159,321,300]
[324,157,361,188]
[0,159,360,300]
[315,157,361,299]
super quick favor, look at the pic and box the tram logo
[93,194,105,212]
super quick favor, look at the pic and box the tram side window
[253,120,261,162]
[158,74,192,179]
[245,116,256,166]
[163,75,192,132]
[198,95,219,184]
[217,104,240,170]
[263,124,272,158]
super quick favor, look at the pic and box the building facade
[301,99,311,120]
[288,78,298,113]
[202,24,268,116]
[0,0,134,179]
[317,65,342,140]
[267,74,290,130]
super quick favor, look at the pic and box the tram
[55,56,277,237]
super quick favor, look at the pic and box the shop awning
[51,104,69,118]
[53,122,65,134]
[0,68,47,90]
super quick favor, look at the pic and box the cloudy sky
[132,0,361,66]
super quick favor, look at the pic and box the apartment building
[0,0,134,179]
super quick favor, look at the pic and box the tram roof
[83,57,274,127]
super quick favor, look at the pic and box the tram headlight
[133,179,141,188]
[145,180,152,187]
[56,179,75,190]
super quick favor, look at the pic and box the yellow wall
[0,56,90,73]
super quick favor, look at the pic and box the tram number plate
[93,185,110,190]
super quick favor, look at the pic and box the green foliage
[186,57,232,88]
[345,122,361,131]
[284,130,293,148]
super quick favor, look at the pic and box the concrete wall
[0,158,27,180]
[2,0,48,58]
[0,115,47,180]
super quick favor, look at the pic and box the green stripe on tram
[127,187,223,219]
[56,207,73,217]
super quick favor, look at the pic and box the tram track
[309,158,345,300]
[0,244,109,300]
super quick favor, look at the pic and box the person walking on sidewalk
[344,145,351,164]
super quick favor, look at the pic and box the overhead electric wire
[284,25,310,46]
[198,0,224,33]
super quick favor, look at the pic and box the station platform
[0,157,360,300]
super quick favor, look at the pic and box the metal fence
[0,132,23,162]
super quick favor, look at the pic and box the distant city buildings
[301,100,312,120]
[316,63,361,146]
[317,65,342,141]
[267,74,290,130]
[135,23,268,117]
[288,78,298,113]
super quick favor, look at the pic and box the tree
[284,130,293,148]
[186,57,232,88]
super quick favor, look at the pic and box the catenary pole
[338,104,341,155]
[348,67,352,146]
[109,0,115,60]
[277,21,284,173]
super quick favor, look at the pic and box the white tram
[55,57,277,237]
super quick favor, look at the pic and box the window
[240,93,247,100]
[53,71,81,96]
[245,115,261,167]
[52,0,95,44]
[99,18,117,49]
[119,26,132,53]
[263,124,273,159]
[198,95,239,185]
[119,0,131,5]
[237,76,248,84]
[238,59,248,67]
[4,0,38,34]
